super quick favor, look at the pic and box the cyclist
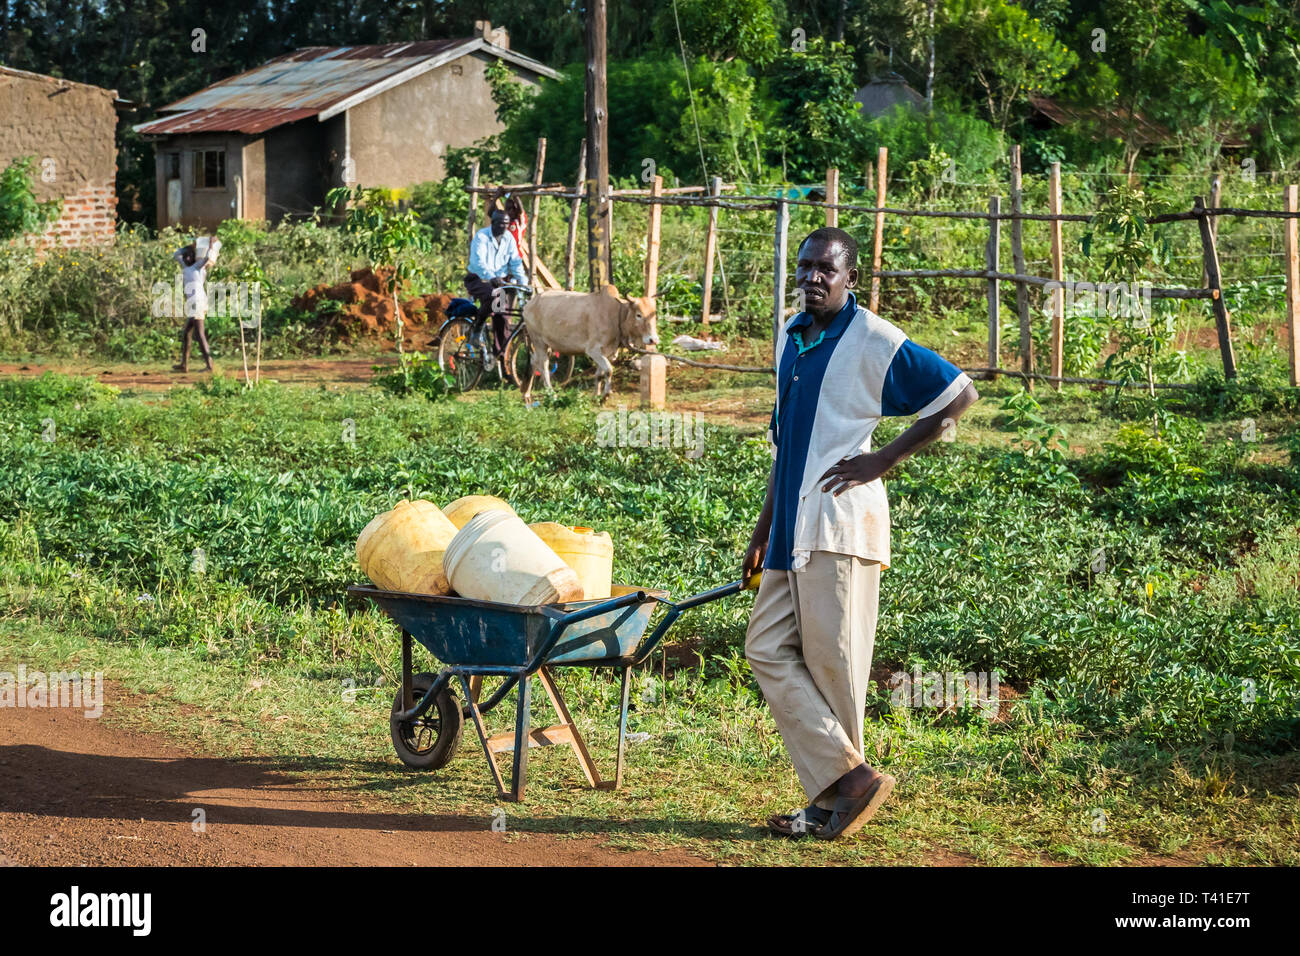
[466,209,528,372]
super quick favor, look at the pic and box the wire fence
[466,145,1300,391]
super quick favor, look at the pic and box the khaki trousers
[744,551,881,810]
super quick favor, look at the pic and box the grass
[0,368,1297,865]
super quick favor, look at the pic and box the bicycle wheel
[437,317,484,391]
[503,325,530,388]
[505,327,576,391]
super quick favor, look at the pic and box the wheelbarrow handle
[631,577,756,666]
[666,578,747,610]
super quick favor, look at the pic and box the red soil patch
[292,267,456,353]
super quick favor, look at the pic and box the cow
[519,284,659,403]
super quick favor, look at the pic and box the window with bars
[193,149,226,189]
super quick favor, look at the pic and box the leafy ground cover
[0,369,1296,864]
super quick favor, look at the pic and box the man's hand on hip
[819,452,890,496]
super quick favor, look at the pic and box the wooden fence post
[1283,184,1299,386]
[774,199,789,361]
[565,139,586,290]
[1048,161,1065,389]
[701,175,721,326]
[645,175,663,300]
[987,195,1001,380]
[527,138,547,292]
[467,160,480,247]
[826,167,839,227]
[1010,145,1032,391]
[870,147,887,312]
[1203,173,1222,288]
[1194,195,1237,379]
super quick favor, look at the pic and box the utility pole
[585,0,611,290]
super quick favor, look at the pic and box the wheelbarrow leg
[460,675,509,800]
[509,674,532,802]
[401,629,414,711]
[537,666,605,789]
[615,665,631,790]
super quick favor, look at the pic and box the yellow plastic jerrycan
[442,494,515,530]
[356,499,459,594]
[444,510,584,606]
[529,523,613,600]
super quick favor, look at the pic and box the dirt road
[0,357,394,390]
[0,683,709,867]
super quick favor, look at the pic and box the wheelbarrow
[347,578,753,801]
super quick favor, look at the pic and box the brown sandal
[815,773,895,841]
[768,804,832,838]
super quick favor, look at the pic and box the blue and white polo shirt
[765,291,970,572]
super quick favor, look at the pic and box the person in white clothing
[172,241,215,373]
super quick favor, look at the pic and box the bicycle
[437,283,575,392]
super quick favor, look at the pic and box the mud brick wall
[0,67,119,246]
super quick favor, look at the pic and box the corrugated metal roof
[135,107,320,135]
[265,39,466,64]
[134,38,558,137]
[854,74,925,118]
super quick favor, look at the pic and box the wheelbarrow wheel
[390,672,463,771]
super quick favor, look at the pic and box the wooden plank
[528,253,561,291]
[1010,145,1033,391]
[870,147,887,312]
[645,174,663,299]
[486,724,575,753]
[701,175,721,325]
[565,139,586,290]
[825,166,839,227]
[1195,195,1237,379]
[986,195,1000,381]
[537,667,603,789]
[1048,161,1065,390]
[1285,184,1300,387]
[466,160,480,248]
[527,137,547,292]
[774,198,789,362]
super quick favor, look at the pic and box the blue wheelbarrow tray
[349,580,747,802]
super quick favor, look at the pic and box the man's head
[181,244,197,267]
[490,210,509,237]
[795,227,859,316]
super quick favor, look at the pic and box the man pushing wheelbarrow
[741,227,980,841]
